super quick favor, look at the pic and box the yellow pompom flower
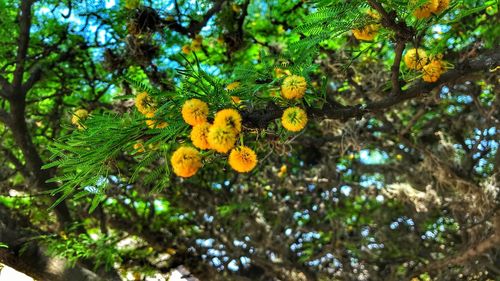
[274,68,292,78]
[231,96,241,104]
[435,0,450,13]
[71,109,89,129]
[181,44,191,55]
[228,146,258,173]
[213,109,242,133]
[226,81,241,91]
[413,0,439,19]
[133,142,145,153]
[190,123,212,150]
[207,125,237,153]
[277,164,287,177]
[282,107,308,132]
[352,24,379,41]
[181,99,209,126]
[404,48,428,70]
[281,75,307,99]
[135,92,156,115]
[170,146,202,178]
[191,35,203,51]
[422,59,445,82]
[145,112,168,129]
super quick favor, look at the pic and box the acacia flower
[207,125,237,153]
[190,123,212,150]
[404,48,428,70]
[214,108,242,133]
[282,107,308,132]
[135,92,156,115]
[133,142,145,153]
[422,59,445,82]
[145,112,168,129]
[281,75,307,99]
[181,44,191,55]
[413,0,439,19]
[171,146,202,178]
[435,0,450,13]
[226,81,241,91]
[181,99,209,126]
[352,24,379,41]
[229,146,258,173]
[71,109,89,129]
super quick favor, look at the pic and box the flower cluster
[280,75,309,132]
[404,48,447,83]
[179,99,258,176]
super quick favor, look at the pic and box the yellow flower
[226,81,241,91]
[231,96,241,104]
[404,48,428,70]
[282,107,308,132]
[135,92,156,115]
[181,44,191,55]
[277,164,287,177]
[231,3,241,13]
[422,59,445,82]
[190,123,212,150]
[171,146,202,178]
[274,68,291,78]
[413,0,439,19]
[145,112,168,129]
[71,109,89,129]
[229,146,258,173]
[133,142,145,153]
[435,0,450,13]
[191,35,203,51]
[352,24,379,41]
[214,108,242,133]
[181,99,209,126]
[207,125,237,153]
[281,75,307,99]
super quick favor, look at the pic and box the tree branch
[12,0,35,92]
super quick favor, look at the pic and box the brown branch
[12,0,35,92]
[242,47,500,128]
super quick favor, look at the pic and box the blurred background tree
[0,0,498,280]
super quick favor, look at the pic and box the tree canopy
[0,0,498,280]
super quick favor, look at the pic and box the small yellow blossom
[213,108,242,133]
[171,146,202,178]
[145,112,168,129]
[277,164,287,177]
[71,109,89,129]
[404,48,428,70]
[281,75,307,99]
[190,123,212,150]
[181,44,191,55]
[207,125,237,153]
[135,92,156,115]
[422,59,445,82]
[133,142,145,153]
[274,68,291,78]
[435,0,450,13]
[353,24,379,41]
[226,81,241,91]
[413,0,439,19]
[229,146,258,173]
[282,107,308,132]
[181,99,209,126]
